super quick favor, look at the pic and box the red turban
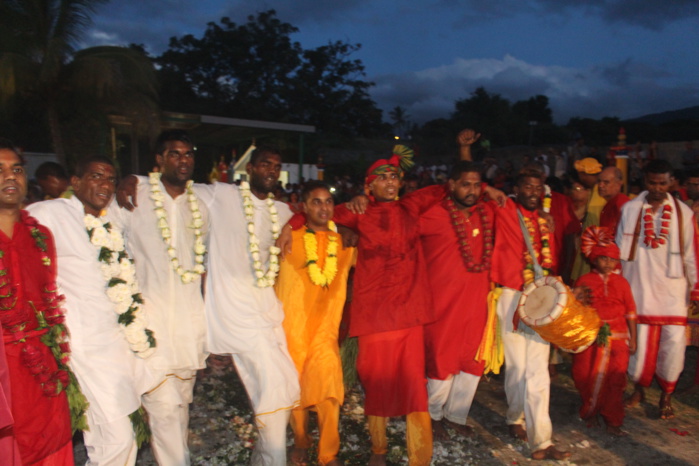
[365,145,415,185]
[365,155,400,185]
[581,226,620,263]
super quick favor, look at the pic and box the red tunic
[600,193,630,236]
[0,212,73,465]
[420,201,492,379]
[572,271,636,426]
[490,199,557,291]
[549,191,581,274]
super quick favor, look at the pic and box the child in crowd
[572,226,637,436]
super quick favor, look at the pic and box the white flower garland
[149,172,206,284]
[239,181,281,288]
[84,214,156,358]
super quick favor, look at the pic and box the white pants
[427,372,480,425]
[497,287,553,452]
[142,371,197,466]
[231,332,300,466]
[83,414,138,466]
[628,323,686,392]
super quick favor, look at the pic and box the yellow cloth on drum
[532,291,600,352]
[476,287,504,375]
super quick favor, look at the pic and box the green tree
[157,10,385,138]
[0,0,158,166]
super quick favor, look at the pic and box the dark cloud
[369,55,699,124]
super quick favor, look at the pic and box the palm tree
[389,105,410,139]
[0,0,158,167]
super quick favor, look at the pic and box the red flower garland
[0,213,71,397]
[444,198,494,273]
[643,204,672,248]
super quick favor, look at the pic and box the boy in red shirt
[573,226,637,436]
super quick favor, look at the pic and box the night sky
[88,0,699,124]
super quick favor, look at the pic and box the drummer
[490,169,571,461]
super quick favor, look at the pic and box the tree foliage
[156,10,385,138]
[0,0,159,166]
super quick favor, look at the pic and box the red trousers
[572,338,629,427]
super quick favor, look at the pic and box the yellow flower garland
[304,222,339,287]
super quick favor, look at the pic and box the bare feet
[432,419,450,442]
[290,447,308,465]
[531,446,572,461]
[509,424,528,442]
[444,419,475,438]
[606,425,628,437]
[625,385,645,408]
[324,459,344,466]
[659,393,675,420]
[585,416,601,429]
[368,453,386,466]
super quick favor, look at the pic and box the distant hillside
[627,105,699,125]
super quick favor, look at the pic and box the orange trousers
[290,398,340,465]
[368,412,432,466]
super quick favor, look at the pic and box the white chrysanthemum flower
[194,243,206,255]
[155,208,166,219]
[162,228,171,239]
[193,264,205,274]
[167,247,177,258]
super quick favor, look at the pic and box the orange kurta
[276,228,355,408]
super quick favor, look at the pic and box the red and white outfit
[573,272,636,426]
[420,198,492,425]
[617,192,699,394]
[491,199,557,452]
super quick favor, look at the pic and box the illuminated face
[594,255,619,275]
[156,140,194,188]
[72,162,117,217]
[645,172,671,204]
[0,149,27,209]
[247,152,282,195]
[598,168,622,201]
[448,171,482,209]
[514,176,543,211]
[303,188,334,231]
[369,170,400,202]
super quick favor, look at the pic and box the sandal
[531,446,572,461]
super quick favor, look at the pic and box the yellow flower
[304,229,339,287]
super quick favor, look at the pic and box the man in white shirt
[28,156,170,465]
[617,159,699,419]
[110,130,210,465]
[119,145,300,466]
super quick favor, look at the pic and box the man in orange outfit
[282,146,438,465]
[275,182,355,466]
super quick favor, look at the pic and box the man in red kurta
[419,161,493,439]
[599,167,630,235]
[285,146,439,466]
[0,140,73,465]
[573,226,637,436]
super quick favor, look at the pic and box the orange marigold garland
[522,214,553,284]
[643,204,672,248]
[444,198,494,273]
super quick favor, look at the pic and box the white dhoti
[142,370,197,466]
[230,326,300,466]
[83,414,138,466]
[629,323,686,393]
[427,372,480,425]
[497,287,553,452]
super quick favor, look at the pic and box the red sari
[0,212,73,465]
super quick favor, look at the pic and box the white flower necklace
[239,181,281,288]
[149,172,206,284]
[84,213,156,358]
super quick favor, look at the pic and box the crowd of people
[1,128,698,466]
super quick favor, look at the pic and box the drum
[517,275,601,353]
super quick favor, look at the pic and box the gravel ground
[73,349,699,465]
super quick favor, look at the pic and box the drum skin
[517,275,601,353]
